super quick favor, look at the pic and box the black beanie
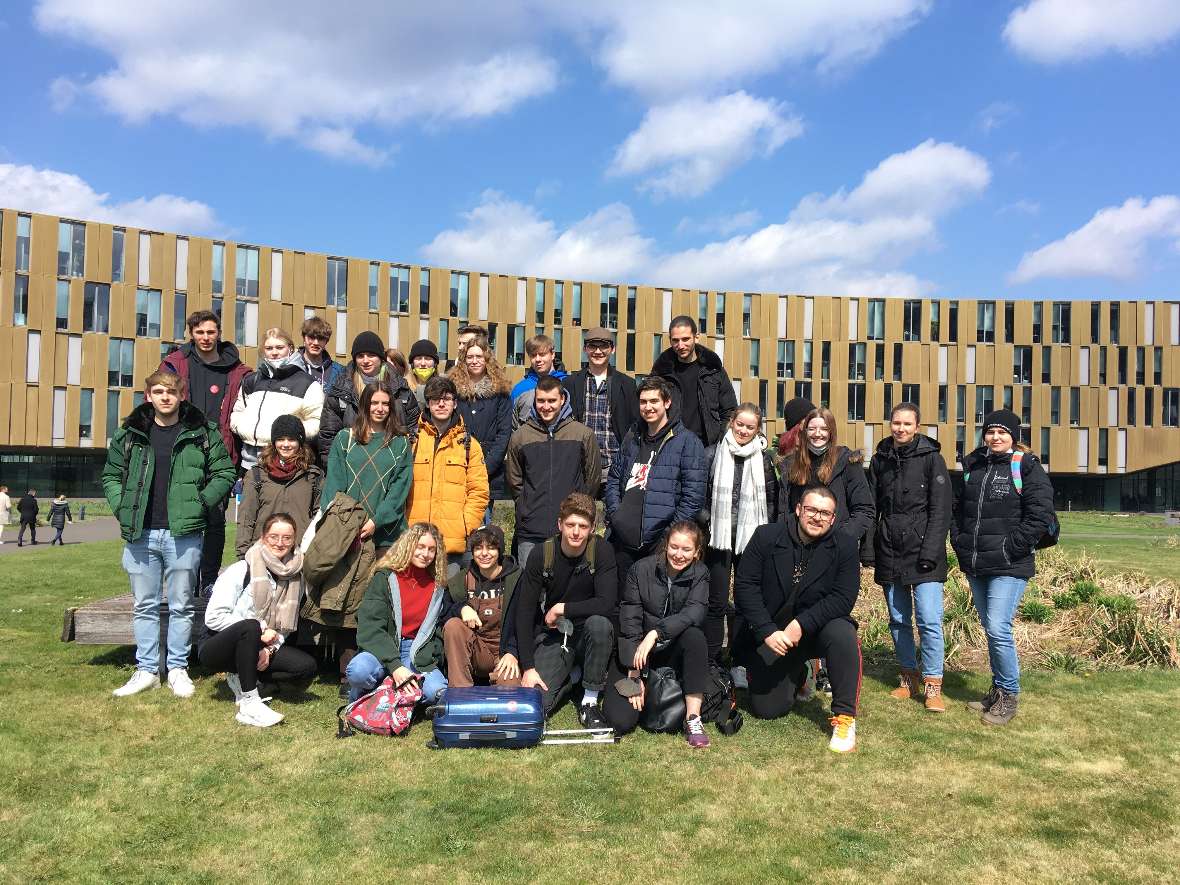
[351,330,385,359]
[982,409,1021,441]
[270,414,306,446]
[783,397,816,429]
[409,339,440,364]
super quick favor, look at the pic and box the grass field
[1056,511,1180,584]
[1,530,1179,883]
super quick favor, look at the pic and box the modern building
[1,207,1178,509]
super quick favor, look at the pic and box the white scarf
[709,429,768,553]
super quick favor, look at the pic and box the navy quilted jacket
[605,419,707,548]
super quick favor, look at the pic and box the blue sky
[1,0,1178,302]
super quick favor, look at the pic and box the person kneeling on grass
[443,524,523,688]
[199,513,317,728]
[732,484,863,753]
[345,522,453,704]
[602,520,712,747]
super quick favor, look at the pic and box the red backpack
[336,674,423,738]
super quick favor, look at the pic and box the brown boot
[923,676,946,713]
[889,669,921,700]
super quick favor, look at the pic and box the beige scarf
[245,541,305,635]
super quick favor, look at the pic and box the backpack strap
[1010,450,1024,494]
[251,465,264,499]
[585,535,597,575]
[542,537,555,580]
[309,470,322,519]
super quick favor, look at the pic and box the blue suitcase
[426,686,546,749]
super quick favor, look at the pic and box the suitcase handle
[423,704,442,720]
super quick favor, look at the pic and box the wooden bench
[62,594,208,645]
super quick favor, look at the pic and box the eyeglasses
[305,334,329,342]
[428,394,456,404]
[265,533,295,544]
[801,505,836,520]
[585,342,612,352]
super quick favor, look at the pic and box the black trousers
[17,520,36,543]
[531,615,614,713]
[603,625,709,735]
[198,619,317,693]
[704,547,743,664]
[612,541,654,609]
[744,617,861,719]
[199,494,231,589]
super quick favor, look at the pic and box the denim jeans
[883,581,945,678]
[968,575,1028,693]
[122,530,203,674]
[345,639,448,703]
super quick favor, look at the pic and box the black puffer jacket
[701,441,779,544]
[863,435,952,586]
[779,446,874,544]
[951,447,1056,579]
[618,554,708,665]
[317,365,420,464]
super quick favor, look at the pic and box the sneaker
[236,691,284,728]
[816,667,832,696]
[828,714,857,753]
[980,688,1019,726]
[577,702,607,730]
[166,669,195,698]
[967,684,1000,713]
[684,715,711,748]
[225,673,244,703]
[113,670,160,697]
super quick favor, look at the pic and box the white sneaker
[225,673,243,702]
[235,691,284,728]
[828,715,857,753]
[113,670,160,697]
[167,669,195,698]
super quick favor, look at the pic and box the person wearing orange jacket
[406,375,490,577]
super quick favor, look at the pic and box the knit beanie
[981,409,1021,441]
[409,339,440,365]
[783,397,816,430]
[351,330,385,359]
[270,414,306,445]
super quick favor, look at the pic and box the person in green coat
[321,378,413,551]
[100,369,237,699]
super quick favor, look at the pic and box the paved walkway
[0,517,123,554]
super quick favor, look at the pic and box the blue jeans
[883,582,945,678]
[345,639,448,703]
[968,575,1028,693]
[122,530,203,674]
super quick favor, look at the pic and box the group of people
[0,487,74,546]
[95,309,1058,749]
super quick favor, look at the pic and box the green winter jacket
[101,401,237,542]
[356,567,449,674]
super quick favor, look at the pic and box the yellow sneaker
[828,714,857,753]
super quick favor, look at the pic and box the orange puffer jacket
[407,415,490,554]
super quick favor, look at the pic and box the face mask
[807,442,829,456]
[414,366,435,382]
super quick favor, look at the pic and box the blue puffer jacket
[605,419,707,548]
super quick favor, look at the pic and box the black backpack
[700,663,744,736]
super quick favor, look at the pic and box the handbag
[639,666,686,734]
[336,673,423,737]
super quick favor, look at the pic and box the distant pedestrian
[16,488,38,546]
[49,494,73,546]
[0,484,10,545]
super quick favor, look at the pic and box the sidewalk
[0,517,123,554]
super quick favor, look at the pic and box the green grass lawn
[1,535,1178,883]
[1057,511,1180,584]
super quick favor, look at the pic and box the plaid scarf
[709,429,768,554]
[245,541,305,635]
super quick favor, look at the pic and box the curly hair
[374,522,448,585]
[448,341,512,398]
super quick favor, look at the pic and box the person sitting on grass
[602,520,712,747]
[345,522,453,704]
[732,484,863,753]
[199,513,317,728]
[442,524,523,688]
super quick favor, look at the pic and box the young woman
[865,403,952,712]
[319,331,419,463]
[230,328,324,469]
[407,339,440,407]
[448,341,513,514]
[345,522,454,703]
[322,379,413,551]
[200,513,317,727]
[236,415,324,556]
[603,521,712,748]
[385,347,409,379]
[701,403,779,665]
[48,493,73,546]
[952,409,1056,726]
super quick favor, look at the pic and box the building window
[1110,302,1120,344]
[78,389,94,441]
[847,383,866,421]
[83,282,111,333]
[698,292,708,335]
[903,299,921,342]
[1128,387,1137,426]
[1032,302,1042,344]
[600,285,619,329]
[652,333,664,366]
[449,272,469,320]
[938,385,948,422]
[976,301,995,343]
[419,268,431,315]
[749,339,760,376]
[1014,346,1032,384]
[715,293,726,336]
[15,213,32,272]
[1003,385,1013,411]
[325,257,347,308]
[883,382,893,416]
[108,338,134,387]
[211,242,225,295]
[796,380,812,404]
[1098,428,1109,468]
[135,289,162,337]
[571,283,582,327]
[1155,348,1163,386]
[956,385,966,423]
[26,330,41,382]
[777,340,795,378]
[534,279,545,325]
[112,228,126,283]
[929,301,941,341]
[438,319,450,362]
[1042,346,1052,384]
[56,220,86,277]
[1098,345,1108,385]
[173,292,187,340]
[976,386,994,423]
[1091,301,1101,343]
[627,287,638,330]
[390,266,410,314]
[625,332,635,372]
[802,341,813,378]
[848,343,866,381]
[1164,389,1180,427]
[56,280,71,330]
[871,343,883,381]
[742,294,753,337]
[232,245,258,299]
[820,382,831,409]
[948,301,959,343]
[1050,387,1061,425]
[956,425,966,462]
[893,342,903,382]
[1004,301,1015,344]
[106,390,121,442]
[1145,387,1155,426]
[234,300,258,347]
[820,342,831,380]
[13,274,29,326]
[1134,347,1145,385]
[866,299,884,341]
[507,325,524,366]
[1117,347,1127,385]
[1052,301,1071,343]
[901,384,921,410]
[1021,389,1032,426]
[554,282,564,326]
[1040,427,1051,465]
[211,297,223,322]
[1070,387,1081,426]
[368,263,380,311]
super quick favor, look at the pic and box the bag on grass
[640,666,686,733]
[336,674,423,737]
[700,662,744,736]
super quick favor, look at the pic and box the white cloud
[609,92,802,198]
[977,100,1017,133]
[676,210,762,237]
[1004,0,1180,63]
[1009,196,1180,283]
[422,140,989,296]
[0,162,221,232]
[34,0,558,163]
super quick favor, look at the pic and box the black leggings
[198,619,317,692]
[744,617,862,719]
[603,626,709,735]
[704,547,742,664]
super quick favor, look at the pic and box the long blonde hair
[374,522,447,585]
[448,342,512,398]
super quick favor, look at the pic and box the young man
[650,316,738,447]
[0,484,10,545]
[605,376,706,598]
[510,334,568,428]
[732,485,863,753]
[562,327,638,489]
[516,492,618,726]
[504,375,601,568]
[160,309,251,588]
[295,314,345,389]
[407,375,490,576]
[16,488,38,546]
[446,323,490,371]
[101,370,237,698]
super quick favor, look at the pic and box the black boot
[967,683,1000,713]
[980,688,1018,725]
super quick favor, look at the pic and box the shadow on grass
[862,656,986,703]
